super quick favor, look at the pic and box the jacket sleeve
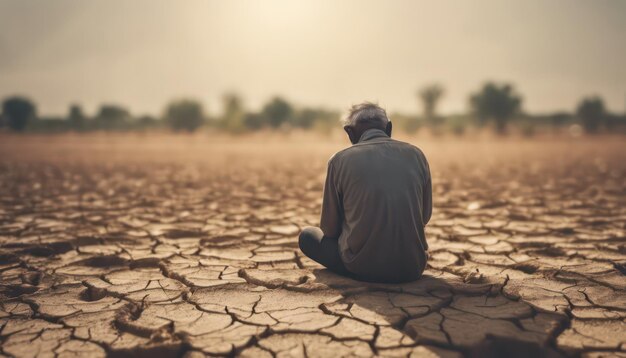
[422,161,432,225]
[320,159,342,239]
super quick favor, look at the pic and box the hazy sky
[1,0,625,117]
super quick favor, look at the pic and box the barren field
[0,134,624,357]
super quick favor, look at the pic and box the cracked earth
[0,135,624,357]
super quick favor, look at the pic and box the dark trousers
[298,227,352,277]
[299,226,428,283]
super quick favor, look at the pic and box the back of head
[344,102,388,130]
[343,102,391,143]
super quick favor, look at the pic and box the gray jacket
[320,129,432,282]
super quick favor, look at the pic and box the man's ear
[385,121,393,138]
[344,126,357,144]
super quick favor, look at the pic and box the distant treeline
[1,82,625,135]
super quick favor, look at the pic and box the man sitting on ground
[299,102,432,283]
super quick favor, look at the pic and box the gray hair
[343,102,389,128]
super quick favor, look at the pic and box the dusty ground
[0,134,624,357]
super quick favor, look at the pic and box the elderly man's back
[299,102,432,283]
[320,129,431,282]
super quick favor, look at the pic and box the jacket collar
[358,128,389,143]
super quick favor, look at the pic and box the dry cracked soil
[0,134,624,358]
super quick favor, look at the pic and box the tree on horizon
[164,99,205,132]
[2,96,37,132]
[576,96,605,134]
[469,82,522,134]
[95,104,131,130]
[68,104,86,131]
[418,84,445,130]
[220,94,247,133]
[261,97,293,128]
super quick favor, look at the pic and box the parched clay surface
[0,137,624,357]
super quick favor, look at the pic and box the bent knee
[298,227,322,251]
[299,226,322,239]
